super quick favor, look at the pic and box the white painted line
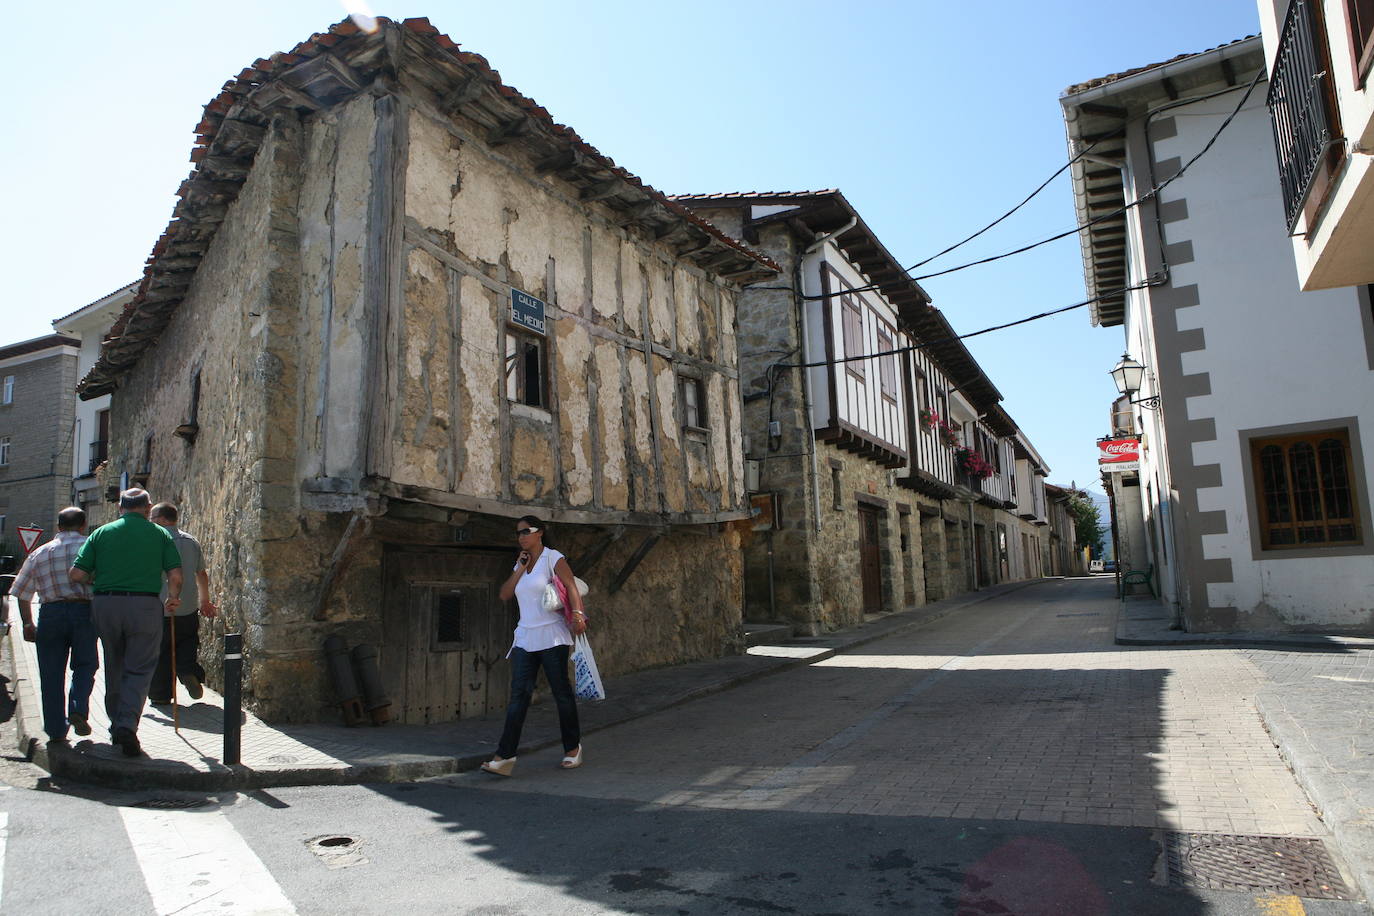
[119,804,296,915]
[0,811,8,907]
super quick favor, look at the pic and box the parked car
[1089,559,1104,573]
[1103,560,1117,573]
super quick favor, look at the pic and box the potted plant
[939,420,962,449]
[918,407,938,430]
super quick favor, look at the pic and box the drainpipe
[798,216,857,533]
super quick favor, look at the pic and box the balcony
[1267,0,1342,233]
[87,439,108,474]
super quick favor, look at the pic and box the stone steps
[743,622,794,647]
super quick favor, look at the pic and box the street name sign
[510,289,546,335]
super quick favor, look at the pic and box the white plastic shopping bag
[571,634,606,701]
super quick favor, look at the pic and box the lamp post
[1110,353,1160,410]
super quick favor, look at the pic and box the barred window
[1251,429,1363,549]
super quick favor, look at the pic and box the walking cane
[168,610,180,732]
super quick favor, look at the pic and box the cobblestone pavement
[462,577,1324,839]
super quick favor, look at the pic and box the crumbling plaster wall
[394,104,744,518]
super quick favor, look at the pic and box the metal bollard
[223,633,243,765]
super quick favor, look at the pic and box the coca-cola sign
[1098,437,1140,471]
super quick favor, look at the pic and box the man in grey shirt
[149,503,217,703]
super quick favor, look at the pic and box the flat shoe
[560,747,583,769]
[480,756,516,777]
[68,712,91,737]
[179,674,204,700]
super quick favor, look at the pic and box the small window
[832,464,843,511]
[189,369,201,425]
[505,329,547,408]
[1251,428,1364,550]
[1,376,12,405]
[877,328,897,400]
[841,295,865,381]
[0,437,9,467]
[680,375,706,430]
[434,590,465,650]
[140,433,153,475]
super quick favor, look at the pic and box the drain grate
[1163,833,1355,900]
[128,797,213,810]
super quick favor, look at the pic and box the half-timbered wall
[803,249,907,461]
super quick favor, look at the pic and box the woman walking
[481,516,587,777]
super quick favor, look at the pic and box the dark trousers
[91,595,164,734]
[35,601,99,741]
[496,645,580,758]
[150,613,205,702]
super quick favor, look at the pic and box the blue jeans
[497,645,580,759]
[35,601,99,741]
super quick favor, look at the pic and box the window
[0,437,9,467]
[680,375,706,430]
[188,369,201,425]
[140,433,153,476]
[1347,0,1374,85]
[433,590,465,651]
[1251,428,1363,549]
[505,329,547,409]
[841,295,865,380]
[90,409,110,473]
[831,463,843,511]
[1,376,11,405]
[877,328,897,400]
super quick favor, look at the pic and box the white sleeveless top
[510,547,573,653]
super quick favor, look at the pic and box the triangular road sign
[17,526,42,553]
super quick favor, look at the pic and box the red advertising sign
[1098,438,1140,472]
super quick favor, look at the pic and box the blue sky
[0,0,1263,494]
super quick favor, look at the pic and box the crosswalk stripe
[0,811,8,907]
[119,804,296,915]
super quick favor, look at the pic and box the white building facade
[1063,37,1374,633]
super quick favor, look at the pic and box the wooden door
[381,548,517,725]
[973,524,987,588]
[858,505,883,613]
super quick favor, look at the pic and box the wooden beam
[579,178,622,202]
[573,526,626,575]
[608,533,661,594]
[313,513,372,620]
[535,147,582,174]
[486,116,530,146]
[617,199,659,226]
[441,76,486,112]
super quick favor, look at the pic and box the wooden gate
[858,504,883,614]
[381,547,517,724]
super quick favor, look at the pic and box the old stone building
[78,18,776,723]
[675,191,1056,635]
[0,334,81,557]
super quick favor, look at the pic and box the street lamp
[1109,353,1160,410]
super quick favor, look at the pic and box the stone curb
[1255,691,1374,904]
[13,578,1048,791]
[1113,603,1374,652]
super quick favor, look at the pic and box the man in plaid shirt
[11,507,97,744]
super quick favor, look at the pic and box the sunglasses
[516,527,540,537]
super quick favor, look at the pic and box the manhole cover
[128,798,213,810]
[1163,833,1355,900]
[266,754,299,765]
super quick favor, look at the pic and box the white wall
[1149,86,1374,625]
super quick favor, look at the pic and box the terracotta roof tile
[81,16,777,397]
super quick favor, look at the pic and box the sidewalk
[1115,589,1374,904]
[5,579,1042,792]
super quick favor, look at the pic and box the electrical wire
[771,280,1154,372]
[767,66,1265,301]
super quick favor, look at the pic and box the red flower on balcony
[955,446,994,480]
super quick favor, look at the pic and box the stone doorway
[380,546,518,724]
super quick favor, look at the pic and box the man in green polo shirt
[70,488,182,757]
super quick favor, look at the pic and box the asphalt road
[0,578,1365,915]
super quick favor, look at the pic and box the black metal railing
[1268,0,1342,232]
[88,439,107,473]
